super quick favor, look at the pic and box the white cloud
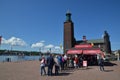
[54,46,63,53]
[43,45,63,53]
[31,42,44,48]
[45,44,54,49]
[1,37,63,53]
[1,38,9,44]
[1,37,27,46]
[55,46,60,49]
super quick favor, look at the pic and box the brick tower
[63,11,75,53]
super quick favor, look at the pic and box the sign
[83,61,87,67]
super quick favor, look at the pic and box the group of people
[67,55,105,71]
[40,54,105,76]
[40,54,67,76]
[40,54,86,76]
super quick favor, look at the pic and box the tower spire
[66,10,72,22]
[66,9,70,14]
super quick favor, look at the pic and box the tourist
[68,56,74,68]
[61,55,65,70]
[58,55,62,71]
[40,56,46,76]
[74,55,79,68]
[63,54,68,69]
[78,56,83,68]
[54,55,60,75]
[98,58,104,71]
[74,59,77,68]
[46,54,54,76]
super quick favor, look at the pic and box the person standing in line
[74,55,79,68]
[58,55,62,71]
[63,54,68,69]
[54,55,60,75]
[47,54,54,76]
[78,56,83,68]
[40,56,46,76]
[98,58,104,71]
[61,55,65,70]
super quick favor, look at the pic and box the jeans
[55,65,59,75]
[100,65,104,71]
[40,66,46,75]
[47,66,53,76]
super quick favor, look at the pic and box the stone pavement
[0,61,120,80]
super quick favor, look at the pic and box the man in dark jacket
[47,54,54,76]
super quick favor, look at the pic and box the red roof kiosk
[67,44,104,56]
[67,44,105,65]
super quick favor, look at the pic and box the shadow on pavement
[104,69,114,72]
[104,61,117,66]
[80,67,93,70]
[53,72,72,76]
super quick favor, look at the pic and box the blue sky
[0,0,120,53]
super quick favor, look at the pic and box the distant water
[0,55,43,62]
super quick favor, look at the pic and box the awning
[83,49,102,55]
[67,49,104,55]
[67,43,104,56]
[67,50,82,54]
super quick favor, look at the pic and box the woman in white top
[40,56,46,75]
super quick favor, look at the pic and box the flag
[0,36,2,45]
